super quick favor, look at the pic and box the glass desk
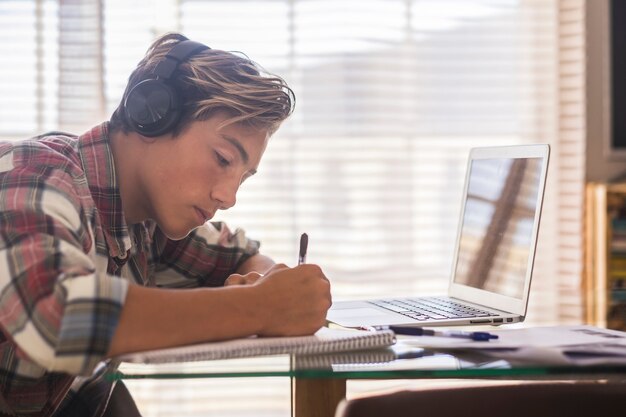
[110,343,626,417]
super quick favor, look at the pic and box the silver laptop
[327,144,550,328]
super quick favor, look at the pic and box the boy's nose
[212,181,238,210]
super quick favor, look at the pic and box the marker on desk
[298,233,308,265]
[367,325,498,342]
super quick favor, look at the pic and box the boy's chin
[159,224,196,241]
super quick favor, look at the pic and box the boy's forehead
[218,121,270,144]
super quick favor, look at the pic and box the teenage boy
[0,33,331,416]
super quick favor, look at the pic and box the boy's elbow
[12,325,103,376]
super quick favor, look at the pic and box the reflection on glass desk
[111,342,626,417]
[110,343,626,381]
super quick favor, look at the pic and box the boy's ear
[124,80,181,138]
[123,40,210,138]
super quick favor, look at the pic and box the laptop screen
[452,157,544,299]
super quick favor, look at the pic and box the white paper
[397,325,626,350]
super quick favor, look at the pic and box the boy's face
[137,111,269,239]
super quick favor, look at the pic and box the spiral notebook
[117,328,396,364]
[291,348,398,370]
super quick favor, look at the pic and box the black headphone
[123,40,210,137]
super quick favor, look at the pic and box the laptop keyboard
[369,297,499,321]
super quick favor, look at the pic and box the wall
[586,0,626,182]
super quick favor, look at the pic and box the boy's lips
[194,207,213,223]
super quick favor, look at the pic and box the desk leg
[292,378,346,417]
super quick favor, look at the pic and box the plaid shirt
[0,123,259,416]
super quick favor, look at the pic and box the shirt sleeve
[0,164,128,376]
[153,221,260,288]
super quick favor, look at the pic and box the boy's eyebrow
[221,134,249,164]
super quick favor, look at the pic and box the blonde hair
[110,33,295,136]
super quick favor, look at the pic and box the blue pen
[368,325,498,341]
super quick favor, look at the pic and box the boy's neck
[109,129,150,225]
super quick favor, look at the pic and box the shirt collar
[78,122,132,259]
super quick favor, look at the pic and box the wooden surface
[292,378,346,417]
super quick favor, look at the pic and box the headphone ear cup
[124,79,182,137]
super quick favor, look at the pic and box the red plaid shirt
[0,123,259,416]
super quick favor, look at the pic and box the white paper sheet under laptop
[327,144,550,328]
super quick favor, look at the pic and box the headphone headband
[153,40,210,79]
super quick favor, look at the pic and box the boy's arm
[106,263,331,357]
[0,166,128,376]
[236,253,275,274]
[223,253,276,285]
[153,221,264,287]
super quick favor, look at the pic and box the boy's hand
[224,271,264,286]
[253,263,332,337]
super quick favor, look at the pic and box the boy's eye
[215,152,231,167]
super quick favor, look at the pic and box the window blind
[0,0,58,138]
[555,0,586,322]
[57,0,105,133]
[177,0,586,326]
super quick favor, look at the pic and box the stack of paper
[397,325,626,366]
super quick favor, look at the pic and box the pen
[298,233,308,265]
[365,325,498,342]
